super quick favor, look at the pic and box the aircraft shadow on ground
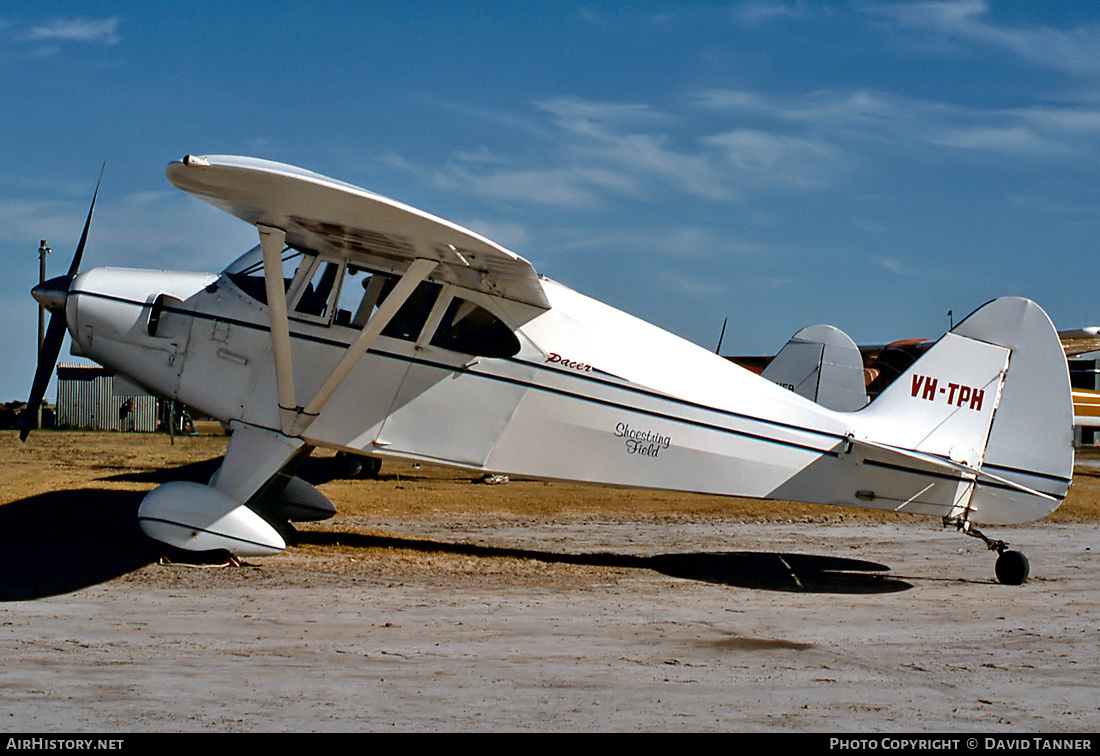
[0,489,162,601]
[295,530,912,594]
[1,470,909,599]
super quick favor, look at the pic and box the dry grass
[4,428,1098,524]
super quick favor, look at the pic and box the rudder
[954,297,1074,523]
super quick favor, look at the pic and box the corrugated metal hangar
[56,364,158,432]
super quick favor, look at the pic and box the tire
[335,452,381,479]
[335,452,363,478]
[361,456,382,478]
[995,550,1030,585]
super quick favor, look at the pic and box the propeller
[20,166,103,442]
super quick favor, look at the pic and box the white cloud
[98,194,258,272]
[423,98,732,207]
[1010,106,1100,135]
[571,131,736,202]
[875,256,912,275]
[393,81,1100,240]
[929,125,1071,157]
[396,93,874,216]
[703,129,845,190]
[732,1,818,26]
[698,86,1100,161]
[872,0,1100,75]
[437,164,605,208]
[655,268,728,296]
[0,199,85,245]
[28,17,120,46]
[0,191,256,274]
[537,97,676,130]
[694,90,767,112]
[551,224,770,264]
[459,219,530,252]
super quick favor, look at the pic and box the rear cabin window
[379,280,442,341]
[430,297,520,358]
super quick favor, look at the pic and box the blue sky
[2,1,1099,402]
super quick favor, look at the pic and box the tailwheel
[944,515,1029,585]
[995,550,1030,586]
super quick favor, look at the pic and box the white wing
[166,154,549,309]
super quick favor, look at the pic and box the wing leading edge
[166,154,549,310]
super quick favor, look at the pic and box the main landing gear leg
[943,516,1030,586]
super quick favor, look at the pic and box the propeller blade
[21,164,104,442]
[67,163,104,280]
[19,312,68,441]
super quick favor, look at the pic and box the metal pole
[37,240,50,428]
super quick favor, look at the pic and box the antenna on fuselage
[715,317,728,355]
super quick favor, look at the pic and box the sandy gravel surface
[0,430,1098,732]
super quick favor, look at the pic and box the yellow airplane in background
[1073,389,1100,428]
[1058,328,1100,430]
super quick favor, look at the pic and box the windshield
[222,244,264,276]
[224,244,306,305]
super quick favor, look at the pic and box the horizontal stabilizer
[851,436,1060,506]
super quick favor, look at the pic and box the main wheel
[361,456,382,478]
[335,452,382,479]
[995,550,1030,585]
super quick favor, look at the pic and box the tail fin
[853,297,1073,525]
[761,324,869,411]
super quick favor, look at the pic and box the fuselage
[63,245,1065,525]
[66,246,857,488]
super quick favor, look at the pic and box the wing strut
[258,225,299,432]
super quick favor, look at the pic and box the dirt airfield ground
[0,427,1098,733]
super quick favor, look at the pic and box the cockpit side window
[292,259,342,319]
[329,265,441,342]
[333,265,381,327]
[225,244,351,326]
[329,264,519,357]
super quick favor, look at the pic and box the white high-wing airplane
[23,155,1075,585]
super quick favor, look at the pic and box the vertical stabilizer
[853,297,1073,524]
